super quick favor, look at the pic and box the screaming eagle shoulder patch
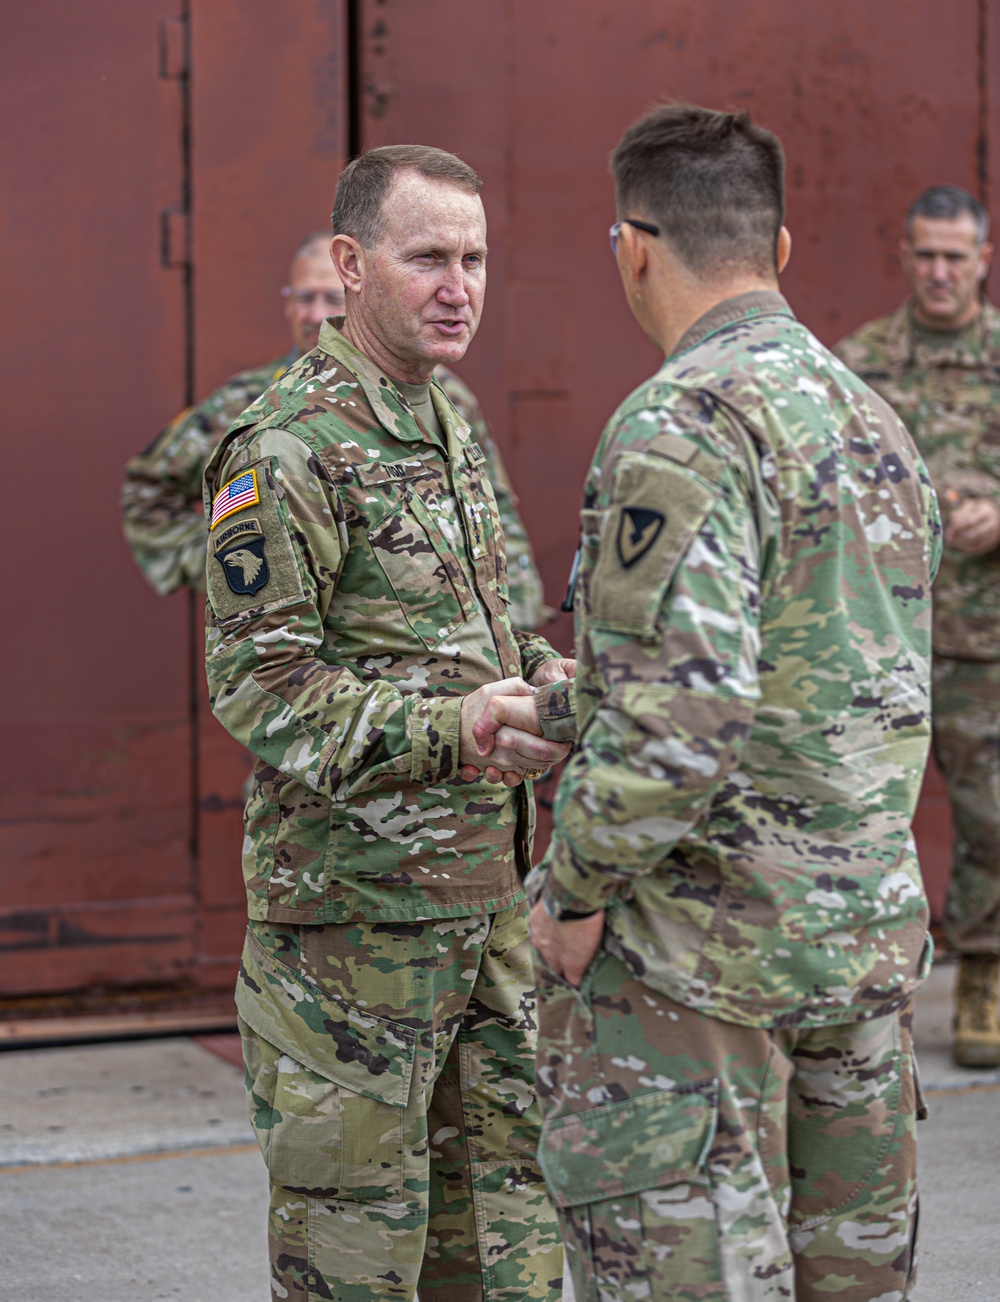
[212,517,270,596]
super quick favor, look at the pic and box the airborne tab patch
[210,468,260,529]
[617,506,665,568]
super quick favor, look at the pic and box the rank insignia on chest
[617,506,665,567]
[213,519,270,596]
[210,468,260,529]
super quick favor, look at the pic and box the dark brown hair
[610,104,785,277]
[332,145,482,248]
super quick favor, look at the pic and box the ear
[776,226,792,275]
[978,241,994,282]
[617,221,650,291]
[331,235,364,292]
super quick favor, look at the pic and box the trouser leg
[421,902,563,1300]
[932,655,1000,954]
[786,1002,920,1302]
[534,949,795,1301]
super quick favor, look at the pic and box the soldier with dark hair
[479,105,940,1300]
[203,145,569,1300]
[837,184,1000,1068]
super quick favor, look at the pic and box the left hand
[945,496,1000,555]
[528,899,605,988]
[531,657,577,687]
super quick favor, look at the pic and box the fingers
[472,694,542,752]
[489,726,570,767]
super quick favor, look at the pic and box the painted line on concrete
[0,1142,259,1174]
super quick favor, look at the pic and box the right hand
[458,679,570,787]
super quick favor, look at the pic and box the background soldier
[836,185,1000,1069]
[121,235,549,628]
[203,145,571,1300]
[480,106,940,1300]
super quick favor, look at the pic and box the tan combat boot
[953,954,1000,1068]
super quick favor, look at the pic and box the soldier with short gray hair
[479,104,940,1300]
[836,183,1000,1069]
[203,144,569,1300]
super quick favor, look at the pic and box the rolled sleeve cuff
[409,695,464,784]
[536,679,577,743]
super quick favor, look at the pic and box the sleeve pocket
[589,454,721,640]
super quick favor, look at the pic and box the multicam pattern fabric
[239,904,562,1300]
[931,655,1000,951]
[835,298,1000,660]
[121,356,291,594]
[121,347,548,624]
[836,300,1000,956]
[436,364,550,630]
[535,950,920,1302]
[203,321,559,926]
[535,291,941,1028]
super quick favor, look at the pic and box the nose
[305,298,329,324]
[930,255,953,282]
[436,262,471,307]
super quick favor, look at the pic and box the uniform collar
[887,297,1000,370]
[316,319,470,455]
[669,290,794,360]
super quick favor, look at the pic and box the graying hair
[906,185,990,243]
[332,145,482,248]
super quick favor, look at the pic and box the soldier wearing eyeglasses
[121,235,549,628]
[477,104,940,1301]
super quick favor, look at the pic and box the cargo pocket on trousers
[538,1082,722,1293]
[236,929,417,1203]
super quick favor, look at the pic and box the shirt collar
[669,290,794,360]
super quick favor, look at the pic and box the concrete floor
[1,961,997,1301]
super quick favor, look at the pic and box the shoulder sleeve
[204,425,435,797]
[541,403,762,917]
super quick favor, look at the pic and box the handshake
[457,658,576,787]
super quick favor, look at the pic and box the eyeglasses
[609,218,661,255]
[281,289,346,309]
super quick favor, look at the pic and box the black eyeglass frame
[609,218,661,255]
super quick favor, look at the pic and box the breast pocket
[368,487,476,650]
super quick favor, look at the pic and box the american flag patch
[210,469,260,529]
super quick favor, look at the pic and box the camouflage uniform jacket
[537,291,941,1029]
[835,298,1000,660]
[203,321,560,926]
[122,350,548,624]
[122,355,292,594]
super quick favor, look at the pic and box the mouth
[428,319,469,337]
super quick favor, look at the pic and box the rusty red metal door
[359,0,993,906]
[0,1,346,1025]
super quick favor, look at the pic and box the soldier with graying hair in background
[122,234,550,630]
[836,185,1000,1070]
[477,104,940,1301]
[202,144,570,1301]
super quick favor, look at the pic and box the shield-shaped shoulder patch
[616,506,666,568]
[215,535,270,596]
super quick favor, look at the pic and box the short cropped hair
[610,104,785,277]
[332,145,482,248]
[906,184,990,243]
[293,231,333,261]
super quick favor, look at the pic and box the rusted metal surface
[0,1,985,1014]
[360,0,989,903]
[0,1,346,1010]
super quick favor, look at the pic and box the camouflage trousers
[535,949,922,1302]
[932,655,1000,953]
[237,902,563,1301]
